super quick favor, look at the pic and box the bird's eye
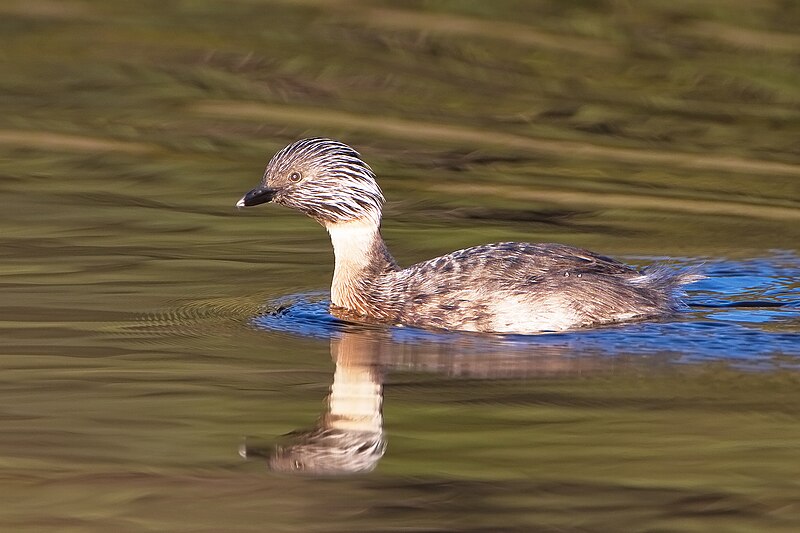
[289,171,302,183]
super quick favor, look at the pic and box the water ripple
[252,253,800,368]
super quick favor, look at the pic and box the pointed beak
[236,186,277,208]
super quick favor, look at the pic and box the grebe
[266,332,386,475]
[236,138,701,334]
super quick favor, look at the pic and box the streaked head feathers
[247,138,385,226]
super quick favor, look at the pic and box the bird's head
[237,138,385,227]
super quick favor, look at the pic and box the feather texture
[238,138,703,333]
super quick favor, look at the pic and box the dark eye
[289,171,302,183]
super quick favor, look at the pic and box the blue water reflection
[253,253,800,367]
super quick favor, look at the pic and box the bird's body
[237,138,700,334]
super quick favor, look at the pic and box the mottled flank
[238,138,703,334]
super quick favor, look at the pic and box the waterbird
[236,138,702,334]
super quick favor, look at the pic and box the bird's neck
[325,219,398,312]
[324,333,384,433]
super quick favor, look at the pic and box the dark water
[2,1,800,531]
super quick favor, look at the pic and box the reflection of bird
[237,138,701,334]
[268,425,386,476]
[267,332,386,476]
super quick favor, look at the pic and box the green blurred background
[1,1,799,531]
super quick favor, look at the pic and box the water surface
[1,1,799,531]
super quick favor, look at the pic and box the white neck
[326,219,381,308]
[327,361,382,433]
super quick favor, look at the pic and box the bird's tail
[630,264,705,310]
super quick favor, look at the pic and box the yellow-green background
[1,1,798,531]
